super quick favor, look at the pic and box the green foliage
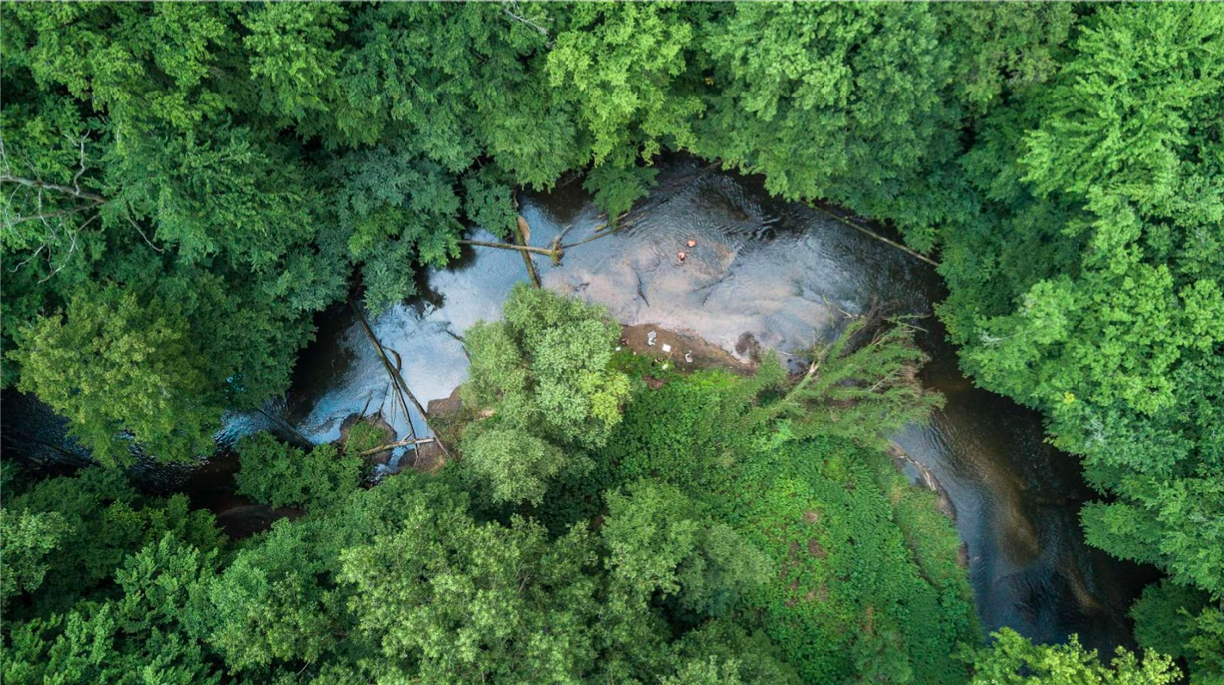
[206,519,349,672]
[0,509,67,605]
[548,3,701,168]
[963,628,1180,685]
[1131,582,1224,684]
[341,510,601,683]
[462,427,573,506]
[764,319,943,447]
[730,439,977,685]
[603,480,771,619]
[1,467,221,618]
[341,419,386,456]
[32,536,222,685]
[694,3,965,238]
[465,283,630,450]
[9,285,221,465]
[932,6,1224,644]
[669,621,801,685]
[458,285,630,505]
[328,145,463,313]
[588,369,977,685]
[234,433,361,511]
[0,466,225,685]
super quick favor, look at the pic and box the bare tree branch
[1,204,95,229]
[126,215,164,253]
[38,212,96,283]
[502,1,553,47]
[0,174,108,205]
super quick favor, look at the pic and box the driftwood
[459,239,559,259]
[515,214,544,286]
[347,296,453,459]
[349,295,417,439]
[357,437,436,458]
[808,204,938,267]
[255,407,314,451]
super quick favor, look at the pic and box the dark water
[1,159,1155,654]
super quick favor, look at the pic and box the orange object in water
[686,239,697,248]
[677,251,687,262]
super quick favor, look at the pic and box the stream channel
[2,158,1156,656]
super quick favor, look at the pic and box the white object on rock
[661,343,672,353]
[684,351,693,363]
[647,330,658,346]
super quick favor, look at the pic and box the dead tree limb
[357,437,436,458]
[515,214,543,287]
[347,296,453,459]
[0,174,108,205]
[809,204,938,267]
[459,239,560,259]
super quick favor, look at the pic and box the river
[1,158,1156,655]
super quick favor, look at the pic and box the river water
[1,159,1155,655]
[276,159,1155,654]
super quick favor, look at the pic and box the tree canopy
[2,2,1219,682]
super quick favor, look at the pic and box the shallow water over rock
[277,159,1154,653]
[1,159,1155,654]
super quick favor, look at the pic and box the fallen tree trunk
[459,239,560,259]
[357,437,436,458]
[347,296,453,459]
[808,204,938,267]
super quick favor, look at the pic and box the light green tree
[462,427,573,506]
[761,318,943,447]
[10,286,220,465]
[465,284,629,449]
[964,629,1180,685]
[339,499,602,683]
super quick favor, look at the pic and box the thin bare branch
[0,174,108,205]
[9,242,47,273]
[126,215,164,253]
[502,1,552,46]
[1,204,95,229]
[38,212,95,283]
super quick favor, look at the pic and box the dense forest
[1,3,1220,684]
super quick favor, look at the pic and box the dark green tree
[234,433,362,512]
[602,480,770,619]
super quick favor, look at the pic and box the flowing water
[280,159,1155,653]
[1,159,1156,655]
